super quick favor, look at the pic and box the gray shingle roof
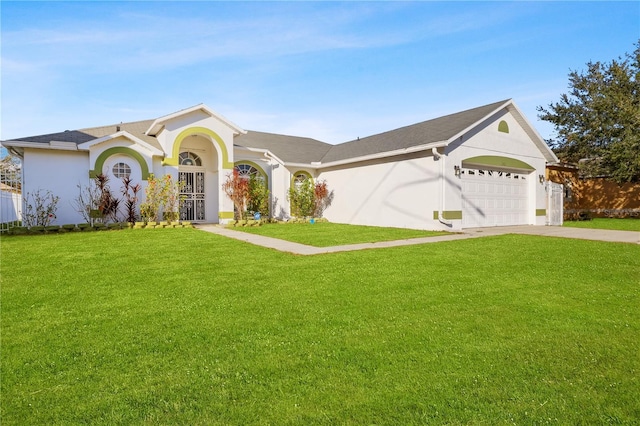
[12,119,160,150]
[81,120,160,149]
[234,131,333,164]
[318,99,510,163]
[6,100,512,165]
[12,129,97,145]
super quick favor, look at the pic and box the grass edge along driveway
[563,217,640,231]
[2,228,639,424]
[229,222,450,247]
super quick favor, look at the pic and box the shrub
[313,179,334,218]
[95,174,120,223]
[121,176,141,225]
[222,169,250,220]
[22,189,60,227]
[247,175,270,218]
[288,177,315,217]
[288,178,334,218]
[75,174,121,224]
[140,174,184,222]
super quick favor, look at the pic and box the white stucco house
[1,99,558,231]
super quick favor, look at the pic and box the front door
[179,171,205,221]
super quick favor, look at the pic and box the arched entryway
[178,151,206,221]
[174,133,222,223]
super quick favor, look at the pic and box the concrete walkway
[464,225,640,244]
[195,224,639,256]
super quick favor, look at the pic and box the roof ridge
[79,118,155,132]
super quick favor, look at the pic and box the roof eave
[234,145,286,165]
[1,140,79,151]
[446,99,513,144]
[507,102,559,163]
[285,141,448,170]
[77,131,164,156]
[145,104,247,137]
[445,99,559,164]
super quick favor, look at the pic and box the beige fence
[546,165,640,219]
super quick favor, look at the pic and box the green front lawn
[232,222,449,246]
[564,217,640,231]
[2,229,639,424]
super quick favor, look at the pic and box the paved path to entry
[195,224,639,256]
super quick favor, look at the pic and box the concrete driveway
[464,225,640,245]
[196,224,639,256]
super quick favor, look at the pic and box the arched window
[179,151,202,166]
[112,162,131,178]
[292,171,312,189]
[235,163,265,181]
[293,173,307,188]
[498,120,509,133]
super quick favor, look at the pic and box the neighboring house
[1,99,558,231]
[547,163,640,218]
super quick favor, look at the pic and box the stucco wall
[319,152,448,230]
[22,149,90,225]
[155,111,236,169]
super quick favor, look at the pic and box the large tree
[537,41,640,184]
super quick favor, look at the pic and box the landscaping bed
[4,221,193,235]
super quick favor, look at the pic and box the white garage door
[461,168,530,228]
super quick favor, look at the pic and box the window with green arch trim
[291,170,312,188]
[498,120,509,133]
[90,146,151,180]
[234,161,268,184]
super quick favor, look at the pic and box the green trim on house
[164,127,233,168]
[219,211,234,219]
[432,210,463,220]
[462,155,535,171]
[90,146,151,180]
[498,120,509,133]
[234,160,269,186]
[536,209,546,216]
[290,170,313,187]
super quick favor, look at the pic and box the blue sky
[1,1,638,146]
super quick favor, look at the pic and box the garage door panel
[461,168,530,228]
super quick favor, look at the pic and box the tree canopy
[538,41,639,184]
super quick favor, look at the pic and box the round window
[112,162,131,178]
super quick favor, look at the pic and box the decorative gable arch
[163,126,233,168]
[90,146,151,180]
[462,155,534,171]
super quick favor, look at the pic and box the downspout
[432,147,452,226]
[263,151,277,218]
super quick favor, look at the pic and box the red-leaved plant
[222,169,250,220]
[313,180,334,218]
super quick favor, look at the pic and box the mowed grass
[564,217,640,231]
[1,228,639,424]
[231,222,449,246]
